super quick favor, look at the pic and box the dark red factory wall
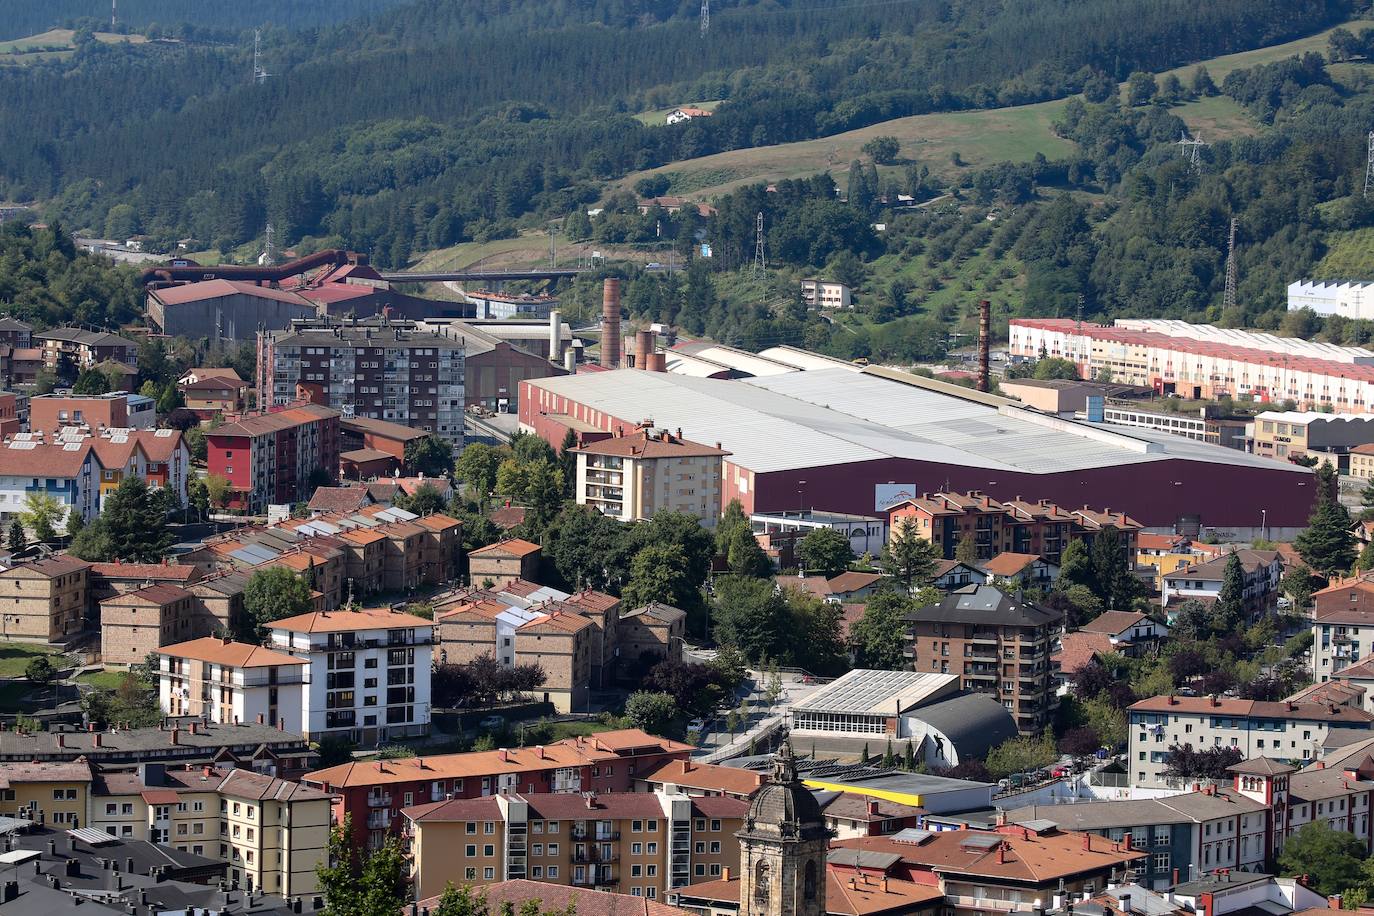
[751,457,1315,530]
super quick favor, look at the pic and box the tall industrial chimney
[601,279,622,368]
[548,309,561,362]
[977,299,991,393]
[635,329,654,369]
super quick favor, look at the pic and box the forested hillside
[1,0,414,39]
[0,0,1354,265]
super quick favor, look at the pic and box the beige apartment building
[573,425,729,528]
[92,763,333,896]
[404,791,746,902]
[515,610,594,712]
[801,278,852,309]
[100,583,202,667]
[468,538,542,587]
[0,556,91,642]
[618,602,686,669]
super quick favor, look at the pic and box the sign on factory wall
[874,483,918,513]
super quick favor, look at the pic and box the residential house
[1078,610,1171,655]
[34,328,138,376]
[1161,550,1284,613]
[0,436,102,525]
[979,552,1059,587]
[635,759,764,799]
[929,560,988,591]
[1311,573,1374,683]
[617,603,687,671]
[665,107,713,124]
[800,279,853,310]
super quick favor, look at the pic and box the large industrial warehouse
[518,364,1316,537]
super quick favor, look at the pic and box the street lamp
[1261,509,1268,543]
[797,480,807,514]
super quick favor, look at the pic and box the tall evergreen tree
[1212,551,1246,633]
[1295,494,1356,579]
[881,520,938,590]
[6,520,25,555]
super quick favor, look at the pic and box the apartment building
[179,371,247,420]
[156,637,310,731]
[302,729,693,852]
[404,790,746,901]
[34,328,138,375]
[887,491,1140,566]
[1160,549,1284,613]
[207,402,341,512]
[89,562,204,604]
[1127,694,1374,787]
[1311,573,1374,683]
[904,585,1062,734]
[91,762,333,896]
[100,584,203,667]
[469,538,542,587]
[259,318,465,446]
[0,555,91,642]
[617,603,686,670]
[513,609,595,713]
[0,436,102,526]
[573,424,729,527]
[0,759,93,828]
[800,279,852,310]
[266,607,433,744]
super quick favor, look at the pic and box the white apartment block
[1289,280,1374,320]
[1127,695,1374,787]
[267,607,433,744]
[155,637,309,733]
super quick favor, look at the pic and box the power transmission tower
[111,0,117,31]
[252,29,270,83]
[262,222,277,266]
[752,211,766,278]
[1176,131,1208,174]
[700,0,709,36]
[1223,217,1238,314]
[1365,130,1374,199]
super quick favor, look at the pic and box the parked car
[479,715,505,730]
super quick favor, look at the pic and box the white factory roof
[526,368,1311,476]
[1254,411,1374,424]
[791,670,957,716]
[1113,319,1374,364]
[756,346,862,372]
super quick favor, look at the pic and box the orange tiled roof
[156,636,307,668]
[470,538,541,558]
[269,607,433,633]
[638,758,764,797]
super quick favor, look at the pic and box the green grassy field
[0,641,62,678]
[0,29,148,63]
[1153,18,1369,85]
[633,100,722,125]
[77,670,129,691]
[1313,227,1374,279]
[1170,95,1257,140]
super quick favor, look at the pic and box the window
[632,820,642,833]
[465,868,477,881]
[547,844,558,856]
[484,845,494,857]
[484,822,495,834]
[636,843,646,855]
[547,867,558,879]
[483,868,495,880]
[632,865,643,878]
[710,819,721,832]
[466,823,476,835]
[466,845,477,857]
[105,804,117,816]
[1154,853,1170,871]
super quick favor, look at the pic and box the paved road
[689,668,826,761]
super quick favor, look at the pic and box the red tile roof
[420,879,682,916]
[638,759,764,797]
[100,583,192,605]
[1053,632,1117,676]
[1129,695,1374,723]
[470,538,541,558]
[156,636,307,668]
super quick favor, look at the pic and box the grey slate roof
[906,585,1062,627]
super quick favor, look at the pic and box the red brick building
[302,728,693,851]
[207,403,340,511]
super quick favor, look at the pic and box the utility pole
[1365,130,1374,199]
[1223,217,1238,314]
[252,29,269,84]
[1177,131,1208,174]
[752,211,766,279]
[700,0,709,36]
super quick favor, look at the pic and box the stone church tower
[736,744,828,916]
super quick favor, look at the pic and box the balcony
[946,897,1019,912]
[969,631,1000,644]
[366,812,391,829]
[368,795,392,808]
[572,873,617,887]
[572,829,620,841]
[573,850,620,864]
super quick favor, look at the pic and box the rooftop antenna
[1223,217,1238,314]
[1365,130,1374,199]
[700,0,709,36]
[752,211,767,279]
[1176,131,1208,174]
[252,29,270,84]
